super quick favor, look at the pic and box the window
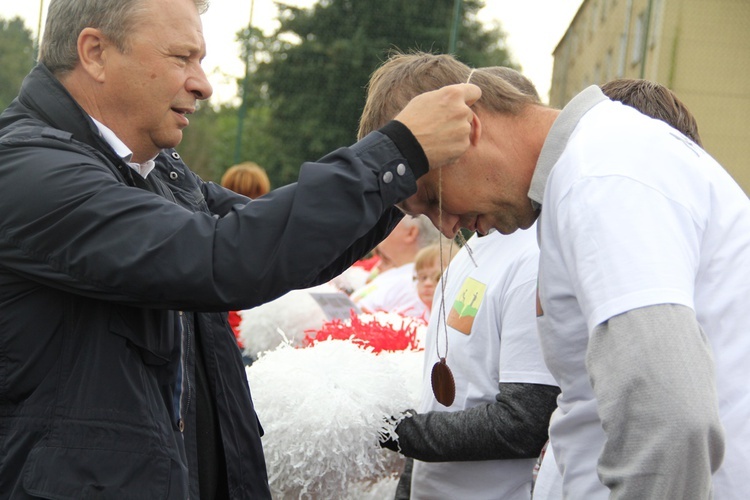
[604,49,613,81]
[649,0,664,48]
[590,1,598,37]
[631,10,646,65]
[617,35,627,77]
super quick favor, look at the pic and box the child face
[414,261,443,309]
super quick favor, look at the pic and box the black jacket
[0,65,426,499]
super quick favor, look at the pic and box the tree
[0,17,36,111]
[180,100,282,185]
[181,27,285,185]
[249,0,515,186]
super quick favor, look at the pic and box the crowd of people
[0,0,747,499]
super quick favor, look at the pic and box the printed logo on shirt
[447,277,486,335]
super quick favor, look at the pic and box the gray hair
[404,215,441,249]
[39,0,210,75]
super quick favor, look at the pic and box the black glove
[378,410,415,452]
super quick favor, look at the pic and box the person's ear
[404,224,419,243]
[77,28,109,83]
[469,111,482,147]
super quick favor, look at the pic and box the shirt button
[179,419,185,432]
[396,163,406,176]
[383,171,394,183]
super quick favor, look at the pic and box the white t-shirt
[536,97,750,498]
[350,263,427,319]
[532,442,563,500]
[410,227,557,500]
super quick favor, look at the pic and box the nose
[427,210,460,239]
[188,65,213,101]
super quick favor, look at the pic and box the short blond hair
[359,51,537,139]
[414,240,458,273]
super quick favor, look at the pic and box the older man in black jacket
[0,0,480,498]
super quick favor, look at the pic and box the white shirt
[350,263,427,319]
[411,228,557,499]
[535,90,750,498]
[532,443,563,500]
[91,117,156,178]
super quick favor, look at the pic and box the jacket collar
[13,64,106,151]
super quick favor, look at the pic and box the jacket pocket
[109,306,176,366]
[22,445,172,499]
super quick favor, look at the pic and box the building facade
[550,0,750,192]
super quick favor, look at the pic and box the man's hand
[394,83,481,170]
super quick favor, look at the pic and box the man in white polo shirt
[359,52,749,499]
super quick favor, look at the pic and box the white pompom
[247,339,423,498]
[238,284,340,359]
[330,265,371,294]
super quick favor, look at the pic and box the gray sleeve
[586,304,725,499]
[391,382,559,462]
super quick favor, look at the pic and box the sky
[0,0,583,104]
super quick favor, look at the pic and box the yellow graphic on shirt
[447,277,486,335]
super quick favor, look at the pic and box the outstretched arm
[384,382,559,462]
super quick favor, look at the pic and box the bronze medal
[431,357,456,407]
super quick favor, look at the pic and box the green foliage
[182,0,516,187]
[254,0,516,186]
[180,27,288,186]
[0,17,36,112]
[179,100,282,184]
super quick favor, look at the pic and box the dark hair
[600,78,702,146]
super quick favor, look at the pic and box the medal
[431,357,455,406]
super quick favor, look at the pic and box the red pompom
[303,311,423,353]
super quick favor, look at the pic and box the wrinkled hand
[394,83,481,170]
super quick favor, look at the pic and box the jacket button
[169,171,179,181]
[171,151,181,160]
[178,419,185,432]
[383,171,394,183]
[396,163,406,176]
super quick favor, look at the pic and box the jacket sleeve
[385,382,559,462]
[0,126,420,311]
[199,178,252,216]
[586,304,725,499]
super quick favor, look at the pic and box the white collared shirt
[90,117,156,178]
